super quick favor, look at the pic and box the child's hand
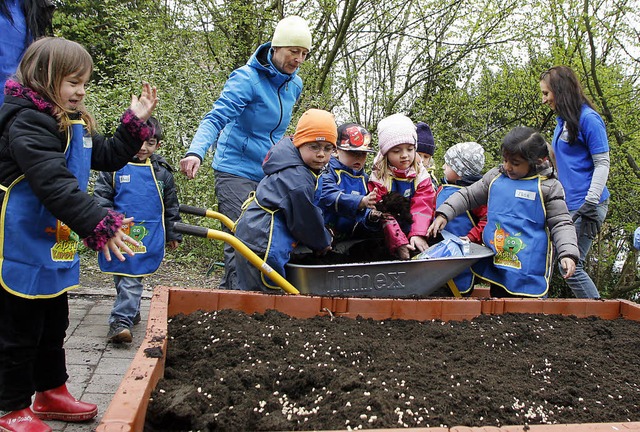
[167,240,180,250]
[395,244,414,260]
[102,217,138,262]
[314,245,332,256]
[358,191,378,210]
[409,235,429,252]
[129,82,158,121]
[367,209,383,223]
[426,215,447,237]
[560,257,576,279]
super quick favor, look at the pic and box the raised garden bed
[96,287,640,432]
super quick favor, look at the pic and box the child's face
[502,153,531,180]
[418,152,432,168]
[59,70,91,111]
[300,141,334,171]
[135,138,160,162]
[386,143,415,170]
[442,163,460,182]
[337,149,367,171]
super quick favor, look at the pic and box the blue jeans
[109,276,143,327]
[214,171,259,290]
[559,201,608,299]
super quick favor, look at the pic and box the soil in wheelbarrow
[145,309,640,431]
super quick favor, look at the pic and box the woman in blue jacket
[179,16,312,290]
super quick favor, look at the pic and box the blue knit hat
[416,122,435,155]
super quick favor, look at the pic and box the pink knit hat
[376,113,417,156]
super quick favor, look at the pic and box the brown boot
[31,384,97,422]
[0,407,52,432]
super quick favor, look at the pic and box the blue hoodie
[186,42,303,181]
[235,137,332,280]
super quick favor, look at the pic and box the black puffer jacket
[93,154,183,243]
[0,82,150,238]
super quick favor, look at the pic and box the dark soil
[375,191,413,227]
[144,309,640,431]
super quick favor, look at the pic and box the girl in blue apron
[428,127,579,298]
[0,37,157,431]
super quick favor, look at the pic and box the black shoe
[107,322,132,343]
[133,312,141,325]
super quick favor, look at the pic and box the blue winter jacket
[234,137,332,277]
[319,156,375,239]
[186,42,303,182]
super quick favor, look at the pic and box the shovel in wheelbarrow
[175,205,299,295]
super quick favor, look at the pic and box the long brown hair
[15,37,96,132]
[540,66,597,144]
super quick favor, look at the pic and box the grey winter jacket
[435,164,579,262]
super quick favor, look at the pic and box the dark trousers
[0,288,69,411]
[214,170,259,290]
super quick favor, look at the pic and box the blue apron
[241,171,323,290]
[436,183,477,294]
[475,174,552,297]
[389,176,416,234]
[98,159,165,276]
[0,120,90,298]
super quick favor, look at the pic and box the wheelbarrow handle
[173,222,209,238]
[179,204,208,217]
[178,205,236,232]
[172,222,299,295]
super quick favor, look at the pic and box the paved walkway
[48,287,151,432]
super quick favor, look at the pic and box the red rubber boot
[31,384,97,422]
[0,407,52,432]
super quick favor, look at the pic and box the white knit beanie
[376,113,417,156]
[444,142,485,177]
[272,16,312,50]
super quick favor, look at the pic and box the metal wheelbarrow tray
[176,204,493,297]
[287,242,493,297]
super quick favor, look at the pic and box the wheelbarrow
[175,204,299,294]
[175,205,494,298]
[286,241,494,298]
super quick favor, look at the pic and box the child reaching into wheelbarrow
[368,113,436,260]
[234,109,335,292]
[437,141,487,295]
[428,126,579,298]
[319,122,381,242]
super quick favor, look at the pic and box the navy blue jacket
[235,137,331,275]
[319,156,375,239]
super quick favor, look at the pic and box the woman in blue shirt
[0,0,54,105]
[540,66,610,299]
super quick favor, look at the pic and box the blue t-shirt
[551,104,610,211]
[0,0,28,105]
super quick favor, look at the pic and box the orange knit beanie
[292,109,338,147]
